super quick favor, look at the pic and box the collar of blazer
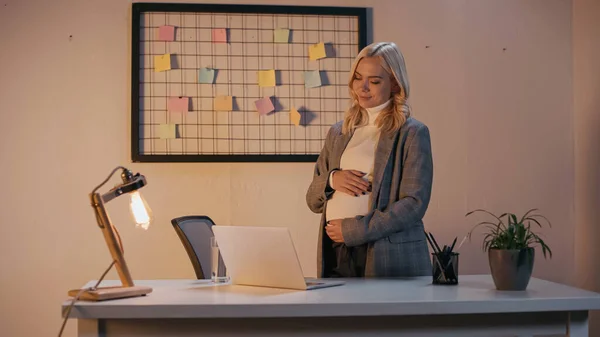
[333,124,400,210]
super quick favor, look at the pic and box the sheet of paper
[167,97,189,112]
[158,124,177,139]
[290,107,301,126]
[309,42,327,61]
[274,28,290,43]
[154,54,171,72]
[255,97,274,115]
[158,25,175,41]
[199,68,215,84]
[304,70,321,88]
[214,96,233,111]
[212,28,227,43]
[258,70,276,87]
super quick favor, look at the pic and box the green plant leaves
[465,208,552,259]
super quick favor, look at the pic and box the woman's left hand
[326,219,344,243]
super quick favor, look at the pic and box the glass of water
[210,237,229,283]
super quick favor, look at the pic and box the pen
[424,231,440,254]
[429,232,443,254]
[449,237,457,253]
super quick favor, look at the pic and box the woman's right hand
[331,170,371,197]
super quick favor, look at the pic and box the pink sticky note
[167,97,189,112]
[212,28,227,43]
[158,25,175,41]
[255,97,274,115]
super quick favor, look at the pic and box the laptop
[211,225,345,290]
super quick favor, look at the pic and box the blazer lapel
[370,129,399,209]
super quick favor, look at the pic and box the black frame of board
[131,2,368,163]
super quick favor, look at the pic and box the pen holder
[432,252,459,285]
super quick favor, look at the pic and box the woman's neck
[365,99,392,125]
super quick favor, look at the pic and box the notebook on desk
[212,225,345,291]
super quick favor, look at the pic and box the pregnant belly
[325,191,370,222]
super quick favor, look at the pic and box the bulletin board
[131,3,368,162]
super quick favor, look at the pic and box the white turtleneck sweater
[325,99,391,222]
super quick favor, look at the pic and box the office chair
[171,215,216,279]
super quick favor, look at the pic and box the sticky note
[274,28,289,43]
[309,42,327,61]
[212,28,227,43]
[154,54,171,72]
[199,68,215,84]
[158,124,177,139]
[167,97,189,112]
[255,97,274,115]
[258,70,276,87]
[158,25,175,41]
[290,107,301,126]
[214,96,233,111]
[304,70,321,88]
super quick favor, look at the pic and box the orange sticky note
[214,96,233,111]
[309,42,326,61]
[290,107,301,126]
[258,70,276,87]
[154,54,171,72]
[158,25,175,41]
[212,28,227,43]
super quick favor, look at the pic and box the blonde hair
[342,42,411,134]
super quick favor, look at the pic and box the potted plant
[465,208,552,290]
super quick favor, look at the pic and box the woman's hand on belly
[331,170,371,197]
[326,219,344,243]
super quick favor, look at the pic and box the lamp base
[68,285,152,301]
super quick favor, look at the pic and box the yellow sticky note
[309,42,326,61]
[154,54,171,72]
[158,124,177,139]
[214,96,233,111]
[290,107,301,126]
[274,28,289,43]
[258,70,276,87]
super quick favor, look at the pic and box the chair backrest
[171,215,216,279]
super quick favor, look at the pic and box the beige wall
[573,0,600,333]
[0,0,593,336]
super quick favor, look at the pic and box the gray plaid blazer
[306,117,433,278]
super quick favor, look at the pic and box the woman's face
[351,56,395,109]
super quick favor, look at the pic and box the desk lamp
[68,166,154,301]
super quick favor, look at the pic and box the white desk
[63,274,600,337]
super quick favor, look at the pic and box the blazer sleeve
[341,124,433,246]
[306,126,338,214]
